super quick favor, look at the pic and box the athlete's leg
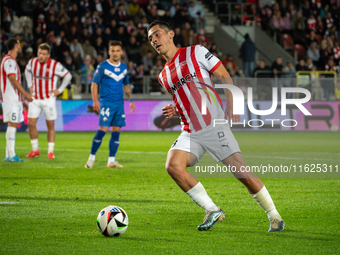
[85,126,109,168]
[222,152,285,232]
[166,149,224,230]
[6,122,19,159]
[26,117,41,158]
[46,120,55,157]
[107,126,122,167]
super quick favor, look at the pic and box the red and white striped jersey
[25,57,69,100]
[0,54,21,103]
[158,45,224,133]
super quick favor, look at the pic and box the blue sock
[109,132,120,157]
[90,130,106,155]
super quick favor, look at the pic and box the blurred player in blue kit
[85,41,135,168]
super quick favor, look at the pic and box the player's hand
[93,100,100,112]
[162,104,177,119]
[225,107,240,124]
[130,101,135,113]
[50,89,60,97]
[24,92,33,102]
[23,101,28,111]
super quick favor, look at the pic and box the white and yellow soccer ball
[96,205,129,237]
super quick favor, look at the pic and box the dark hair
[6,38,18,51]
[109,40,122,48]
[38,43,51,54]
[147,21,172,34]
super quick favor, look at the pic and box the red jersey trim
[210,61,222,73]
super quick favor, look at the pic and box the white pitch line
[0,202,18,205]
[1,147,339,161]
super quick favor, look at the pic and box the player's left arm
[51,63,72,96]
[124,84,135,113]
[212,63,240,123]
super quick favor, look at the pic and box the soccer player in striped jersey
[85,40,135,169]
[147,21,285,232]
[25,43,72,159]
[1,38,33,162]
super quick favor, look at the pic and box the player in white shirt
[148,21,285,232]
[1,38,33,162]
[24,43,72,159]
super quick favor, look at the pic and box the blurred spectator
[141,41,157,58]
[225,62,237,77]
[150,59,164,76]
[69,17,83,35]
[315,15,325,35]
[81,55,95,93]
[325,12,334,29]
[129,0,140,17]
[173,27,184,48]
[307,14,316,32]
[282,12,292,33]
[37,14,47,35]
[94,37,108,59]
[72,51,82,71]
[295,59,309,71]
[291,10,306,31]
[64,55,76,74]
[115,3,130,26]
[47,15,60,36]
[209,43,218,54]
[80,27,91,43]
[68,3,80,20]
[306,31,318,48]
[333,41,340,65]
[306,58,317,71]
[21,25,34,47]
[127,20,137,34]
[105,8,116,26]
[196,28,210,47]
[112,26,127,46]
[222,54,238,74]
[24,47,34,62]
[239,34,256,77]
[188,1,206,32]
[82,39,97,60]
[126,36,141,64]
[292,23,306,46]
[325,58,340,73]
[70,37,85,59]
[272,57,284,76]
[142,50,154,75]
[307,42,320,65]
[270,11,284,34]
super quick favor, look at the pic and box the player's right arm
[25,60,34,96]
[91,82,100,112]
[91,64,104,112]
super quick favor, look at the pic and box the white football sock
[108,156,115,164]
[6,147,9,158]
[31,139,39,151]
[6,127,16,158]
[89,154,95,161]
[251,186,280,221]
[48,142,55,153]
[186,182,219,212]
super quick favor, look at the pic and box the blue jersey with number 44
[92,60,129,103]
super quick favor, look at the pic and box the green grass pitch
[0,131,339,255]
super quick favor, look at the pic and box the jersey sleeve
[55,62,69,77]
[123,69,129,85]
[4,59,17,76]
[92,64,103,84]
[195,45,221,73]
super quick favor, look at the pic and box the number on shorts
[100,107,110,117]
[11,113,16,121]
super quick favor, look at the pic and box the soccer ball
[330,125,338,132]
[96,205,129,237]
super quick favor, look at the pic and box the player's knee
[28,119,35,129]
[165,161,183,177]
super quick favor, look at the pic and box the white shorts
[1,101,24,123]
[170,123,241,163]
[28,97,57,120]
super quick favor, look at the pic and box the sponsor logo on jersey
[167,72,197,95]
